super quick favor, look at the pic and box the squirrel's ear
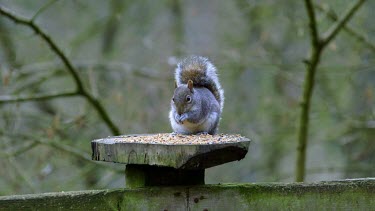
[188,80,194,92]
[174,81,177,88]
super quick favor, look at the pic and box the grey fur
[170,56,224,135]
[175,55,224,112]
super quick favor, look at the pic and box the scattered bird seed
[108,133,247,145]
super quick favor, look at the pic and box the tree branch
[30,0,58,21]
[296,0,366,182]
[101,0,126,55]
[0,6,84,92]
[35,138,123,173]
[321,0,366,46]
[0,141,38,158]
[7,157,37,193]
[296,41,322,183]
[0,91,78,104]
[315,3,375,53]
[0,20,19,68]
[304,0,320,47]
[0,5,121,135]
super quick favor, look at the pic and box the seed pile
[110,133,247,145]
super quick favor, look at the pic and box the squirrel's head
[172,80,195,115]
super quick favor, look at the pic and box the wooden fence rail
[0,178,374,210]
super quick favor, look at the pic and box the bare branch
[296,0,367,182]
[13,69,65,94]
[304,0,320,47]
[0,5,121,135]
[0,91,78,104]
[321,0,366,46]
[0,6,84,92]
[296,0,323,183]
[31,0,58,21]
[0,20,18,68]
[315,3,375,53]
[35,138,123,173]
[101,0,126,55]
[7,157,37,193]
[0,141,38,158]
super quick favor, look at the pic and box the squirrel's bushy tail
[175,55,224,111]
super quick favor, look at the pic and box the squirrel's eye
[172,97,175,102]
[186,95,191,103]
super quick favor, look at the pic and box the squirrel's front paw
[174,113,182,124]
[179,113,188,124]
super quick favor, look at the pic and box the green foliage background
[0,0,374,195]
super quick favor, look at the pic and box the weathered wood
[125,164,204,188]
[0,179,374,210]
[91,134,250,187]
[91,134,250,169]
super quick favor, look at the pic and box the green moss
[119,186,188,210]
[188,181,375,210]
[1,179,374,210]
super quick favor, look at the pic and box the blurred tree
[296,0,367,182]
[0,0,374,195]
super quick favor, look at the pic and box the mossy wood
[91,134,250,187]
[1,179,374,210]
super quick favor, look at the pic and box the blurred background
[0,0,374,195]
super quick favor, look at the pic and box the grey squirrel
[169,56,224,135]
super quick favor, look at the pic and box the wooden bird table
[91,133,250,188]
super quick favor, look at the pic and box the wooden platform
[91,133,250,187]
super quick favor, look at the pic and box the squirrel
[169,55,224,135]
